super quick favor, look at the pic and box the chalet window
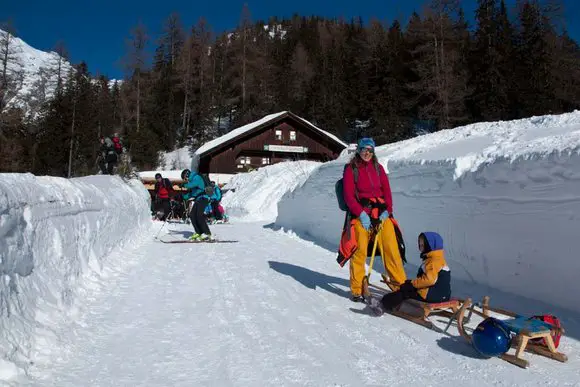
[275,129,282,140]
[262,157,270,165]
[237,164,244,169]
[239,156,252,165]
[289,130,296,141]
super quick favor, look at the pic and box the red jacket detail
[155,178,173,199]
[343,159,393,216]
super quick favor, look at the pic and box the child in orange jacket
[370,232,451,314]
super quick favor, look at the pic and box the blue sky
[2,0,579,80]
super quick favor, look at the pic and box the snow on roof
[193,111,347,158]
[291,113,348,148]
[194,112,286,157]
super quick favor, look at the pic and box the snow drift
[276,111,580,313]
[0,174,151,378]
[221,161,321,222]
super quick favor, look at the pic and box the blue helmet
[471,317,512,357]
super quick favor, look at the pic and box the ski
[158,239,238,244]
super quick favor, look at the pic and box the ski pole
[366,222,383,282]
[154,217,170,240]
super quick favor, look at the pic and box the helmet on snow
[181,169,191,180]
[471,317,512,357]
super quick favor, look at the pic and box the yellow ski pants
[349,218,407,296]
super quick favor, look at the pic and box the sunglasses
[358,147,374,153]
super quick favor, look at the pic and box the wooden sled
[456,297,568,369]
[362,277,462,332]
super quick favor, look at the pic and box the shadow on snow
[268,261,351,300]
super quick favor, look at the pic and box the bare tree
[123,22,149,133]
[163,13,184,69]
[408,0,470,129]
[0,21,21,113]
[178,17,211,140]
[50,41,69,96]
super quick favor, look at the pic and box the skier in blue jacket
[208,181,224,222]
[181,169,212,240]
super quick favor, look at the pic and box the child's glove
[359,211,371,230]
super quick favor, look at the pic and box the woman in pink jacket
[342,137,406,302]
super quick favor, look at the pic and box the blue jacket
[210,185,222,202]
[182,172,207,201]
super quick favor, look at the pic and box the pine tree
[515,0,555,116]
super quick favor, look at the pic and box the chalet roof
[193,111,347,158]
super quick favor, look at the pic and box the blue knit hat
[357,137,375,152]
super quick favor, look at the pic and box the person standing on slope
[181,169,213,241]
[342,137,406,302]
[98,135,118,175]
[208,181,225,223]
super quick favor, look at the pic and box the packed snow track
[17,221,580,387]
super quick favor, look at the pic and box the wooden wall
[199,117,343,174]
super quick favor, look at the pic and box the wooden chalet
[192,111,347,174]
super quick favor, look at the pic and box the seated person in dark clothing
[379,232,451,311]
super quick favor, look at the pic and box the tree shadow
[268,261,351,299]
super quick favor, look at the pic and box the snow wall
[222,161,321,222]
[276,112,580,314]
[0,174,151,379]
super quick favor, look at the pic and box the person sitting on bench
[380,232,451,311]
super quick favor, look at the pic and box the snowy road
[22,221,580,386]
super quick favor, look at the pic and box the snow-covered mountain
[0,29,119,118]
[0,28,73,116]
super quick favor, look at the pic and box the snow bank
[221,161,321,222]
[276,111,580,313]
[0,174,151,379]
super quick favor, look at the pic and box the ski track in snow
[16,222,580,387]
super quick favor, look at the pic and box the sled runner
[456,297,568,369]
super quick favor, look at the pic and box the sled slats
[503,317,551,336]
[457,297,568,369]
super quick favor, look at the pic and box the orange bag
[336,218,358,267]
